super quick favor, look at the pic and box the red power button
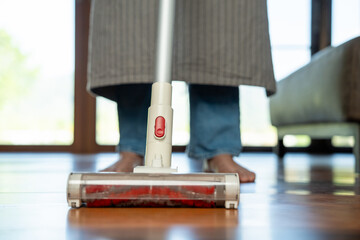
[154,116,165,138]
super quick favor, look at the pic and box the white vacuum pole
[155,0,176,84]
[134,0,176,173]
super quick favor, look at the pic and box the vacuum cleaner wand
[134,0,176,173]
[66,0,240,209]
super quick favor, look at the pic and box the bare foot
[101,152,143,172]
[207,154,256,183]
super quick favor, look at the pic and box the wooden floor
[0,152,359,240]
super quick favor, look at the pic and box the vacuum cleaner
[67,0,240,209]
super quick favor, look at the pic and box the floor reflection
[67,208,238,239]
[275,155,360,196]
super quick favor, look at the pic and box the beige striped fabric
[87,0,276,100]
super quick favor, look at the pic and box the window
[268,0,311,81]
[96,97,118,145]
[0,0,74,145]
[239,0,311,147]
[332,0,360,46]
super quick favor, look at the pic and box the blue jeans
[115,84,241,161]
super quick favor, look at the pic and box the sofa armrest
[270,37,360,127]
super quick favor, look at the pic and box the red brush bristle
[85,185,112,194]
[87,199,112,207]
[181,185,215,195]
[84,184,217,208]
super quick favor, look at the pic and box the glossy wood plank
[0,152,359,239]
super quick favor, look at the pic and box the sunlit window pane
[332,136,355,148]
[0,0,74,145]
[171,81,190,146]
[268,0,311,80]
[268,0,311,47]
[283,135,311,147]
[96,97,119,145]
[271,48,311,80]
[332,0,360,46]
[240,86,277,146]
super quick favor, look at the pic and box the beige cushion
[270,37,360,127]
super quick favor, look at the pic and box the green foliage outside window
[0,29,38,109]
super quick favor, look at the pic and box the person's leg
[187,84,255,183]
[102,84,151,172]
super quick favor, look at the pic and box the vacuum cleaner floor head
[67,173,239,209]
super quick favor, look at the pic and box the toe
[246,173,256,183]
[238,170,256,183]
[249,172,256,182]
[240,177,250,183]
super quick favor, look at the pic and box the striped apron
[87,0,276,100]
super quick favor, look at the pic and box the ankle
[120,152,144,163]
[208,154,233,168]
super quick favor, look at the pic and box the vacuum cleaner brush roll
[67,172,239,209]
